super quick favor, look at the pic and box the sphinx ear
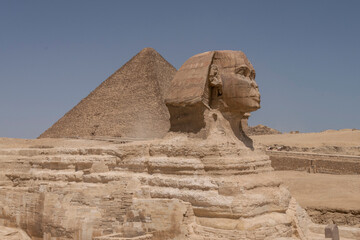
[209,64,222,88]
[208,64,223,100]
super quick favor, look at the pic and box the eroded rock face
[0,226,31,240]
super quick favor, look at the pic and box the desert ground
[252,129,360,227]
[275,171,360,210]
[252,129,360,155]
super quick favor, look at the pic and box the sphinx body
[0,136,311,240]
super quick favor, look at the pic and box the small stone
[325,224,340,240]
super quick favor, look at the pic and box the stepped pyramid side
[39,48,177,139]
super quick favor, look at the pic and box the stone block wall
[268,151,360,174]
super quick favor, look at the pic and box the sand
[275,171,360,210]
[252,129,360,155]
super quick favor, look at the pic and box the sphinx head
[210,51,260,113]
[165,50,260,140]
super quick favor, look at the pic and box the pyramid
[39,48,177,139]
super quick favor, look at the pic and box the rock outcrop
[248,124,282,136]
[39,48,176,139]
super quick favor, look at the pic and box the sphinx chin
[243,97,261,112]
[247,102,261,112]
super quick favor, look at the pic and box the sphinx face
[212,51,261,113]
[165,50,261,136]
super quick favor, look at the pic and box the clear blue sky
[1,0,359,139]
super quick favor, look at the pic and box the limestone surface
[0,226,31,240]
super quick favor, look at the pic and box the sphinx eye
[235,67,249,77]
[250,71,256,80]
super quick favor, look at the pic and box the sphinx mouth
[250,95,261,103]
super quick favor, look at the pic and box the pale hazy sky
[1,0,359,138]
